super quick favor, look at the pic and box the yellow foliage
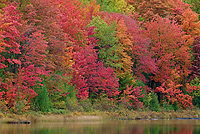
[84,0,100,15]
[0,0,6,9]
[63,46,74,67]
[0,113,4,118]
[81,0,100,21]
[115,18,133,75]
[110,0,135,15]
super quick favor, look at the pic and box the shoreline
[1,110,200,124]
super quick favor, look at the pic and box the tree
[183,0,200,19]
[0,4,49,112]
[113,13,157,82]
[96,0,135,14]
[119,84,144,109]
[88,16,122,70]
[71,30,119,99]
[144,16,192,107]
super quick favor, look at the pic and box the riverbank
[1,110,200,124]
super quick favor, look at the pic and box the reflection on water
[0,119,200,134]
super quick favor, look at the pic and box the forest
[0,0,199,115]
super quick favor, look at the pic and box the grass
[1,96,200,123]
[0,109,200,124]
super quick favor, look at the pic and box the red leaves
[6,59,22,65]
[120,85,144,108]
[0,4,49,111]
[88,64,119,97]
[143,16,192,107]
[0,0,197,112]
[144,16,191,82]
[71,41,119,99]
[22,31,48,67]
[2,65,40,110]
[12,59,21,65]
[186,83,199,93]
[0,6,21,68]
[104,13,157,82]
[155,80,193,108]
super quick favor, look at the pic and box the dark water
[0,119,200,134]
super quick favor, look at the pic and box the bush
[92,93,117,112]
[161,101,179,111]
[50,109,69,114]
[66,98,84,112]
[31,81,50,113]
[149,92,160,112]
[79,99,93,112]
[189,77,200,107]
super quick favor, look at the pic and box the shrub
[149,92,160,112]
[31,81,50,113]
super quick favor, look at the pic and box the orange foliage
[130,0,200,48]
[182,8,200,47]
[115,18,133,75]
[81,0,100,23]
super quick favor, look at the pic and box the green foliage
[118,72,135,93]
[50,109,69,114]
[183,0,200,19]
[31,81,50,113]
[193,96,200,108]
[0,3,5,9]
[161,101,180,111]
[141,93,152,109]
[135,79,146,87]
[45,71,76,110]
[2,0,200,114]
[96,0,121,13]
[0,69,5,82]
[149,92,160,112]
[0,0,7,9]
[88,16,122,69]
[190,77,200,90]
[161,102,175,111]
[118,78,148,109]
[96,0,134,14]
[172,101,179,111]
[79,99,93,112]
[53,101,66,109]
[138,16,144,21]
[61,77,84,112]
[92,93,117,112]
[190,77,200,107]
[65,97,84,112]
[134,79,150,108]
[80,0,91,5]
[17,0,31,12]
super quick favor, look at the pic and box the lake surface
[0,119,200,134]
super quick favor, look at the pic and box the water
[0,119,200,134]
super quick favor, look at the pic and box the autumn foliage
[0,0,199,112]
